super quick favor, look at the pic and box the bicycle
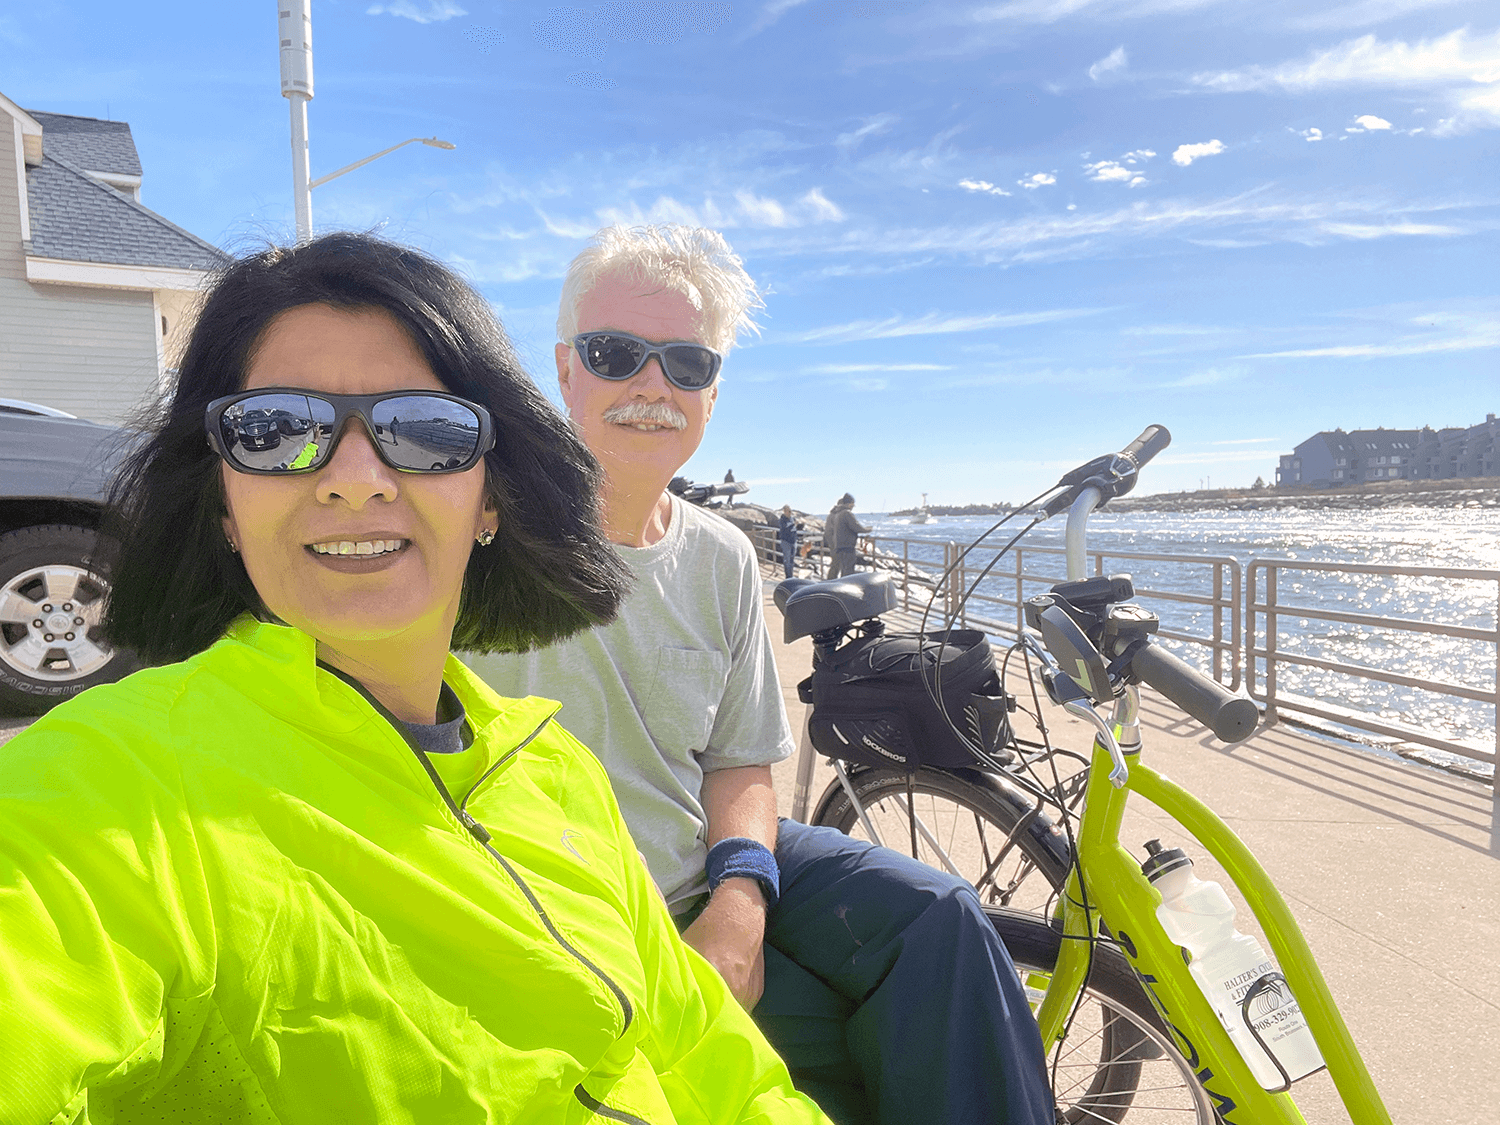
[775,427,1392,1123]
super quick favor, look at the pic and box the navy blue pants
[680,819,1055,1125]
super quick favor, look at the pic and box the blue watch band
[705,837,779,908]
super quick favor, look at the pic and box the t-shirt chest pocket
[641,647,729,755]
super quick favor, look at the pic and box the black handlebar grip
[1120,425,1171,468]
[1130,643,1258,743]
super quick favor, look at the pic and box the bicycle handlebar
[1119,424,1170,470]
[1128,644,1259,743]
[1044,424,1172,517]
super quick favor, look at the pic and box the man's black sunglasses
[205,388,495,476]
[571,332,722,392]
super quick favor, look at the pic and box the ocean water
[860,508,1500,755]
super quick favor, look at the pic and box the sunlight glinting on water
[867,507,1500,750]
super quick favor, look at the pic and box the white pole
[278,1,315,243]
[288,96,312,242]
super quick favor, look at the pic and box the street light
[309,137,457,189]
[278,2,455,242]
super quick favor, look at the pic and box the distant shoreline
[890,478,1500,516]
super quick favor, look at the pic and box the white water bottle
[1141,840,1324,1090]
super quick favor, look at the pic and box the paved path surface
[761,573,1497,1124]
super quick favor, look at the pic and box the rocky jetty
[1108,479,1500,513]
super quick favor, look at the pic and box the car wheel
[0,525,140,716]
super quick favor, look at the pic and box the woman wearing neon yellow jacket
[0,234,832,1125]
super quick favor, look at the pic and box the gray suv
[0,399,140,715]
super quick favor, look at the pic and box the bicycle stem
[1064,486,1104,581]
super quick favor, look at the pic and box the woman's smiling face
[221,304,497,649]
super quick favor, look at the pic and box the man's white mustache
[602,402,688,430]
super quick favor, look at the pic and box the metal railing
[752,530,1241,687]
[935,541,1242,689]
[750,525,1498,848]
[1247,558,1500,770]
[751,528,1497,763]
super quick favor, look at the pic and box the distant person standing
[776,505,802,579]
[824,492,869,579]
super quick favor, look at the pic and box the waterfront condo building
[1276,416,1499,487]
[1,90,226,424]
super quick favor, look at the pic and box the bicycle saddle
[777,572,897,643]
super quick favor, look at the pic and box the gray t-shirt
[464,496,795,908]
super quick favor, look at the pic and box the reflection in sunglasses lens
[216,393,482,473]
[371,397,482,471]
[665,346,716,389]
[586,336,645,379]
[221,394,332,471]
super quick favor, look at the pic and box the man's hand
[681,878,767,1011]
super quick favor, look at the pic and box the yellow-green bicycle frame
[1030,686,1392,1124]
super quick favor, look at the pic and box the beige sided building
[0,91,225,425]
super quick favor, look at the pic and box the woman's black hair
[103,231,630,663]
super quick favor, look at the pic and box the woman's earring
[226,535,240,554]
[476,529,495,547]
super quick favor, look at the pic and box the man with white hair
[468,225,1052,1125]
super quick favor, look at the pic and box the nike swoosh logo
[561,829,589,864]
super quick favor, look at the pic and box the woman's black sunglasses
[571,332,722,392]
[205,388,495,476]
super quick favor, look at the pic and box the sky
[5,0,1497,510]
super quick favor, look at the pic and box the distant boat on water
[910,493,933,524]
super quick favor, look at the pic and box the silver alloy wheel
[0,562,113,682]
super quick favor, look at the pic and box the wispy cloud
[773,188,1491,267]
[1243,312,1500,358]
[1347,113,1393,131]
[804,362,953,372]
[743,0,817,39]
[1151,364,1246,388]
[1189,28,1500,133]
[837,113,899,152]
[1172,139,1225,166]
[1089,46,1128,82]
[365,1,466,23]
[780,307,1106,344]
[971,0,1221,25]
[591,187,846,232]
[1191,29,1500,92]
[1287,0,1473,32]
[1318,220,1461,237]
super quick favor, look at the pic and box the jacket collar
[211,615,561,754]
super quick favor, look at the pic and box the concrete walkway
[761,573,1497,1125]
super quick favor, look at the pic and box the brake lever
[1060,698,1130,789]
[1019,633,1128,786]
[1021,632,1056,671]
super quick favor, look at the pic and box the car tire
[0,525,140,717]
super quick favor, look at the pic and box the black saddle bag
[798,628,1014,771]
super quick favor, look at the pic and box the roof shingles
[26,154,226,271]
[25,111,143,177]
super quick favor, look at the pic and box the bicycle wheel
[810,765,1073,915]
[985,906,1215,1124]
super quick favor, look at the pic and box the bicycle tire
[810,765,1073,915]
[984,906,1216,1125]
